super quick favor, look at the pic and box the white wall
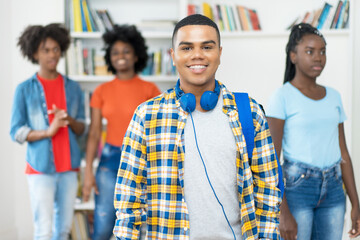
[351,0,360,218]
[1,0,64,239]
[0,0,16,238]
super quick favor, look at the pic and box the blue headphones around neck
[175,79,220,113]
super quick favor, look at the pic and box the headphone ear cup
[179,93,196,113]
[200,91,218,111]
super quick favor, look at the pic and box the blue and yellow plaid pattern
[114,82,281,240]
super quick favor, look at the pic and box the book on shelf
[186,3,261,32]
[323,5,336,29]
[72,0,83,32]
[230,5,241,32]
[287,0,350,30]
[226,6,235,31]
[71,211,93,240]
[341,0,350,29]
[248,9,261,30]
[302,12,311,24]
[214,4,224,31]
[142,49,176,76]
[90,8,105,32]
[79,0,88,32]
[82,48,89,75]
[316,2,332,29]
[81,0,94,32]
[68,0,116,33]
[75,39,84,75]
[188,4,196,15]
[237,6,250,31]
[65,0,73,31]
[336,0,348,29]
[220,5,230,31]
[94,55,109,76]
[66,40,111,77]
[244,7,253,31]
[95,9,115,31]
[66,41,77,76]
[202,2,214,21]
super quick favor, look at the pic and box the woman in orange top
[82,25,161,240]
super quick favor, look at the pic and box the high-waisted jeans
[283,160,346,240]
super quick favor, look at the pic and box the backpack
[234,92,284,198]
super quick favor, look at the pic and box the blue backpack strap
[233,92,254,159]
[234,92,284,198]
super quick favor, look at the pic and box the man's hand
[46,104,69,137]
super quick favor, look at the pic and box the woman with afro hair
[82,24,161,240]
[10,23,85,239]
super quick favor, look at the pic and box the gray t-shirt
[184,93,242,240]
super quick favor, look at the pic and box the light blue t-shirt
[266,82,346,168]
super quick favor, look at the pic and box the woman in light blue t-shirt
[267,23,360,240]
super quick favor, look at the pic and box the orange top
[90,75,161,146]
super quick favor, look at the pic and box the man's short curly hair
[102,24,148,74]
[17,23,70,64]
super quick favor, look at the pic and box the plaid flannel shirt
[114,81,281,240]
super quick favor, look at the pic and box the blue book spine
[336,0,347,29]
[79,0,88,32]
[317,3,332,29]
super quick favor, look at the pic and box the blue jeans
[284,160,346,240]
[93,143,121,240]
[27,171,77,240]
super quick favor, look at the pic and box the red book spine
[248,9,261,30]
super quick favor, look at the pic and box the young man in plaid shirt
[113,14,282,240]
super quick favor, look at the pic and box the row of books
[68,0,115,32]
[66,40,110,76]
[289,0,350,30]
[142,49,177,76]
[66,41,176,77]
[188,3,261,31]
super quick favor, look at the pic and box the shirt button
[182,198,185,202]
[184,227,188,231]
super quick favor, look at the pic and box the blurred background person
[82,24,161,240]
[10,23,85,240]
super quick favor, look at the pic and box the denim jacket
[10,73,85,173]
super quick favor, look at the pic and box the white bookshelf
[70,74,178,83]
[71,31,173,39]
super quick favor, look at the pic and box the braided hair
[284,23,326,84]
